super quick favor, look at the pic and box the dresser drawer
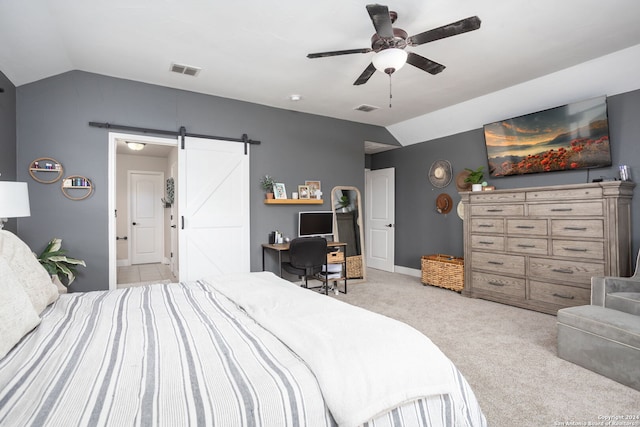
[471,234,505,251]
[470,218,504,234]
[472,272,525,298]
[551,219,603,238]
[507,237,548,255]
[526,187,603,201]
[470,192,525,203]
[507,219,548,236]
[471,252,525,275]
[529,257,604,285]
[529,280,591,308]
[528,201,603,216]
[552,240,604,260]
[470,204,524,216]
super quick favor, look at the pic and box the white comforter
[207,272,461,427]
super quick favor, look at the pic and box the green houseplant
[38,238,86,287]
[336,195,350,212]
[464,166,485,191]
[259,175,276,199]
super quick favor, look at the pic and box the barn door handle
[181,216,185,230]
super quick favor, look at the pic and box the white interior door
[130,171,165,265]
[178,137,250,281]
[365,168,395,272]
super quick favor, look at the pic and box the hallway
[117,263,177,288]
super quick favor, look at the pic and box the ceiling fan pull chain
[388,74,393,108]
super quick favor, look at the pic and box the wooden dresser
[461,181,634,314]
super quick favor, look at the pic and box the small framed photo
[298,185,311,199]
[305,180,321,195]
[274,183,287,199]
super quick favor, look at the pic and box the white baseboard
[393,265,421,278]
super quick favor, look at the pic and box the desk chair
[281,237,329,294]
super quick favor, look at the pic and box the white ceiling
[2,0,640,132]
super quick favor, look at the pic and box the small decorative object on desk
[421,254,464,292]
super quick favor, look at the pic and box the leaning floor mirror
[331,186,366,281]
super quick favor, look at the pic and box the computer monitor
[298,211,334,239]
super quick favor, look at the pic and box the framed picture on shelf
[298,185,311,199]
[305,180,321,197]
[273,183,287,199]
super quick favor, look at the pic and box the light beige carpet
[333,268,640,426]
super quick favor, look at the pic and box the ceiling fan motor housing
[371,27,408,52]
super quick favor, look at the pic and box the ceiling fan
[307,4,481,85]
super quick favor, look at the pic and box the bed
[0,231,486,426]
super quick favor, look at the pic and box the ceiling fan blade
[407,16,481,46]
[353,63,377,85]
[307,48,372,59]
[366,4,394,39]
[406,52,445,75]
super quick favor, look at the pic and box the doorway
[108,132,178,290]
[365,167,395,272]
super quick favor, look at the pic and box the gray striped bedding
[0,278,485,426]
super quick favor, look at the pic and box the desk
[262,241,347,277]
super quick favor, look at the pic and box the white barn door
[178,137,250,281]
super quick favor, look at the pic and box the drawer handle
[551,208,573,212]
[562,247,588,252]
[486,209,503,212]
[551,268,574,274]
[479,241,494,245]
[515,225,535,229]
[488,261,504,265]
[563,227,587,231]
[552,293,575,300]
[488,281,505,287]
[517,244,535,248]
[478,224,495,228]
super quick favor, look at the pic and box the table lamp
[0,181,31,229]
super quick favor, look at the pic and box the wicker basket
[346,255,363,279]
[327,251,345,263]
[421,254,464,292]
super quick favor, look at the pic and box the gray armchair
[557,251,640,391]
[591,250,640,315]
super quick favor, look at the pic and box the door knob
[385,223,394,227]
[132,222,137,225]
[171,225,176,228]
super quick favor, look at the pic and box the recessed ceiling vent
[170,63,202,77]
[354,104,379,112]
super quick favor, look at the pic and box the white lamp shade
[372,48,408,73]
[0,182,31,218]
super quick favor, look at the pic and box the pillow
[0,231,58,314]
[0,257,41,359]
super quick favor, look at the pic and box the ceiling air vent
[354,104,379,112]
[170,63,202,77]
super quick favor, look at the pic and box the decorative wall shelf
[61,175,93,200]
[29,157,63,183]
[264,198,323,205]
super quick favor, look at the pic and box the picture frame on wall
[274,183,287,199]
[298,185,311,199]
[305,180,321,197]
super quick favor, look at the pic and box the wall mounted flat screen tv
[483,96,612,178]
[298,211,334,238]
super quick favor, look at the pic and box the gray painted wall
[0,72,17,233]
[371,89,640,270]
[14,71,399,291]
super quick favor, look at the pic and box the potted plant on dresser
[464,166,485,191]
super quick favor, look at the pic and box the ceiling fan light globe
[372,48,407,74]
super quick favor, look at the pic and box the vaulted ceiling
[1,0,640,130]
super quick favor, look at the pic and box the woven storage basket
[327,251,345,263]
[421,254,464,292]
[346,255,363,279]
